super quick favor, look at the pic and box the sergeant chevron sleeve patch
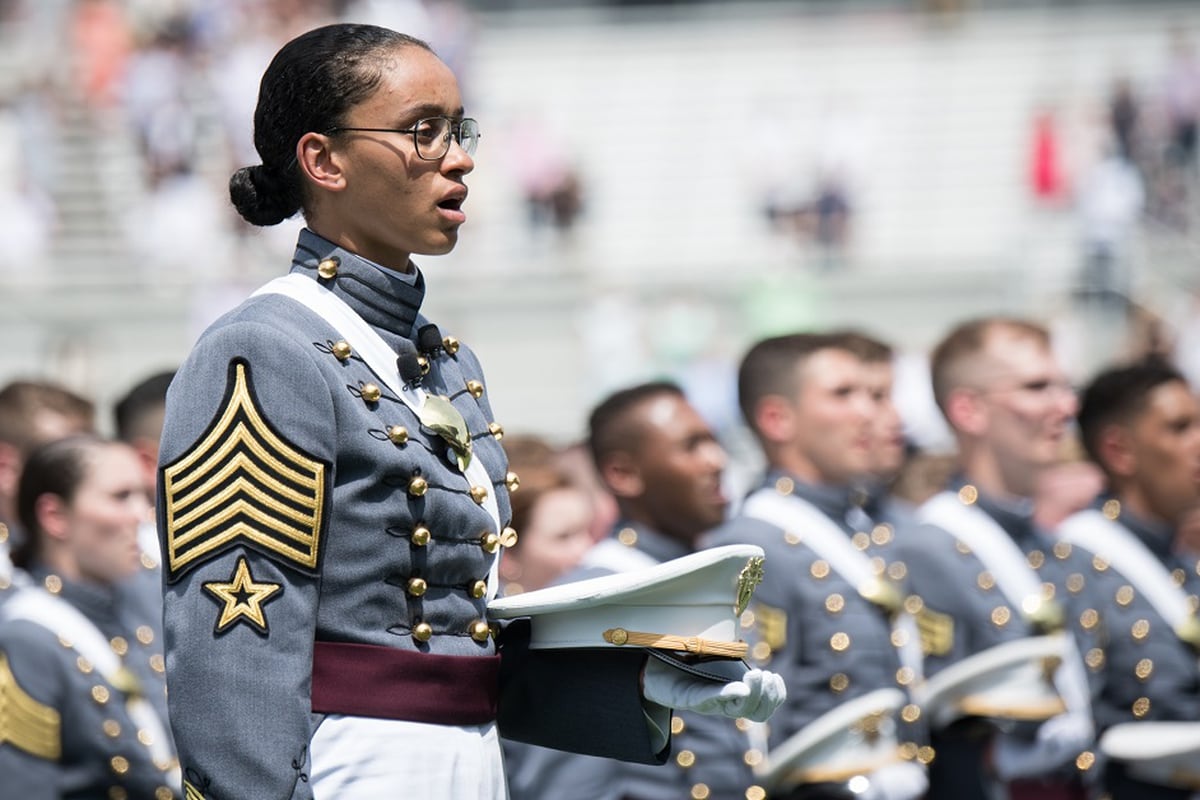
[162,359,328,580]
[0,652,61,760]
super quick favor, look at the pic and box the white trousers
[309,716,507,800]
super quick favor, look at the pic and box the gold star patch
[202,557,282,635]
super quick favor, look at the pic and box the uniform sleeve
[0,622,67,800]
[158,318,336,800]
[495,619,667,764]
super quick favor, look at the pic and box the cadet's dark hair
[737,333,839,431]
[114,370,175,442]
[13,435,106,569]
[0,380,94,455]
[229,24,433,226]
[1077,359,1188,470]
[827,329,893,364]
[587,381,684,469]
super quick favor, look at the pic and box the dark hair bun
[229,164,301,226]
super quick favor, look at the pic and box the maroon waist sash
[311,640,500,725]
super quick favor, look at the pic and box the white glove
[642,658,786,723]
[992,712,1092,780]
[856,762,929,800]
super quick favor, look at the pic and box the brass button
[671,716,685,735]
[136,626,154,645]
[830,632,850,652]
[901,703,921,722]
[747,787,767,800]
[412,622,433,642]
[77,656,93,674]
[149,654,165,673]
[0,523,7,543]
[1076,751,1095,771]
[470,620,491,642]
[317,257,339,279]
[408,476,428,497]
[1132,697,1151,718]
[103,720,121,738]
[887,561,908,581]
[991,607,1011,627]
[331,340,352,361]
[1093,554,1109,572]
[871,524,893,545]
[488,422,504,440]
[466,379,484,398]
[110,637,128,656]
[407,578,428,597]
[442,336,460,355]
[1054,541,1073,560]
[891,628,909,648]
[676,749,696,768]
[110,755,129,774]
[470,580,487,599]
[44,575,62,594]
[825,593,844,614]
[896,667,915,686]
[1132,619,1151,640]
[1067,573,1085,594]
[977,572,996,591]
[1027,550,1045,569]
[137,729,154,746]
[1086,648,1105,670]
[499,527,518,548]
[1080,608,1099,630]
[751,641,772,662]
[774,476,794,496]
[1116,585,1135,607]
[505,471,520,491]
[917,746,936,765]
[617,527,638,546]
[361,383,381,403]
[958,485,978,505]
[411,525,431,546]
[690,784,710,800]
[387,426,409,445]
[810,560,830,579]
[480,532,500,553]
[1102,498,1121,520]
[852,532,870,550]
[1135,658,1153,681]
[469,485,489,505]
[784,530,802,546]
[904,595,924,614]
[109,787,128,800]
[735,717,752,732]
[609,628,629,645]
[156,788,174,800]
[743,749,763,767]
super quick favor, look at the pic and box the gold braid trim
[0,653,61,760]
[602,628,748,658]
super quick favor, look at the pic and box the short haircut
[736,333,840,430]
[929,317,1050,415]
[1077,359,1188,468]
[0,380,95,455]
[587,381,685,469]
[827,329,893,364]
[114,370,175,443]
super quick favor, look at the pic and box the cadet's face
[68,445,148,585]
[863,361,905,479]
[326,47,473,269]
[1128,381,1200,523]
[508,487,594,593]
[634,395,728,539]
[975,334,1076,470]
[791,349,875,485]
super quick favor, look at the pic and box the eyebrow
[398,103,466,121]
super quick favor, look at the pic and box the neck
[1112,483,1175,528]
[618,504,699,549]
[770,451,839,488]
[39,548,82,584]
[958,442,1036,500]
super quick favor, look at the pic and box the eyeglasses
[325,116,480,161]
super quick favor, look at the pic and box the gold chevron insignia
[754,603,788,652]
[0,652,62,760]
[163,360,327,578]
[916,607,954,656]
[203,557,283,634]
[184,781,207,800]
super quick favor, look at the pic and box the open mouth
[438,197,463,211]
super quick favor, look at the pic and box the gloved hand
[992,711,1092,780]
[857,761,929,800]
[642,658,786,723]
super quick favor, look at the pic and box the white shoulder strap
[1059,510,1193,631]
[252,274,502,599]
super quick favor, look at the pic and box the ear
[754,395,796,445]
[1097,424,1136,479]
[34,493,70,544]
[945,387,987,437]
[600,451,644,501]
[0,442,19,508]
[296,132,347,193]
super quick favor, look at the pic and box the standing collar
[1092,495,1176,560]
[760,469,866,529]
[291,228,427,339]
[951,476,1040,544]
[27,565,122,633]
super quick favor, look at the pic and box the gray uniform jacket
[1062,499,1200,799]
[704,473,923,759]
[157,230,662,800]
[504,521,763,800]
[0,569,178,800]
[894,481,1104,797]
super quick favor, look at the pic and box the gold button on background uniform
[103,720,121,738]
[110,756,130,774]
[830,673,850,693]
[136,626,154,645]
[830,632,851,652]
[1132,697,1151,717]
[825,594,845,614]
[1116,585,1135,607]
[671,716,685,735]
[1027,550,1045,569]
[1134,658,1153,681]
[676,750,696,768]
[775,476,795,495]
[811,560,830,579]
[991,607,1011,627]
[92,686,110,704]
[690,784,709,799]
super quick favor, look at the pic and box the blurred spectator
[0,380,95,573]
[509,113,586,238]
[498,435,594,595]
[1109,75,1141,165]
[121,17,198,182]
[0,103,56,270]
[1163,28,1200,170]
[1029,104,1068,206]
[1076,144,1144,305]
[69,0,133,108]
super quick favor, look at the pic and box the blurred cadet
[0,435,178,798]
[505,381,766,800]
[113,370,177,624]
[897,317,1096,800]
[828,329,913,528]
[157,23,781,800]
[707,334,929,800]
[0,380,95,585]
[497,435,594,595]
[1059,359,1200,798]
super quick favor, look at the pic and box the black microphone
[417,324,443,354]
[396,340,425,387]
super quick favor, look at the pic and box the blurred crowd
[2,307,1199,798]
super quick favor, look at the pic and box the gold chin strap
[602,628,748,659]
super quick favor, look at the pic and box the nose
[441,137,474,175]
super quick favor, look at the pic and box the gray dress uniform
[1061,497,1200,800]
[157,230,663,800]
[504,520,765,800]
[705,472,928,798]
[0,569,179,800]
[895,481,1103,800]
